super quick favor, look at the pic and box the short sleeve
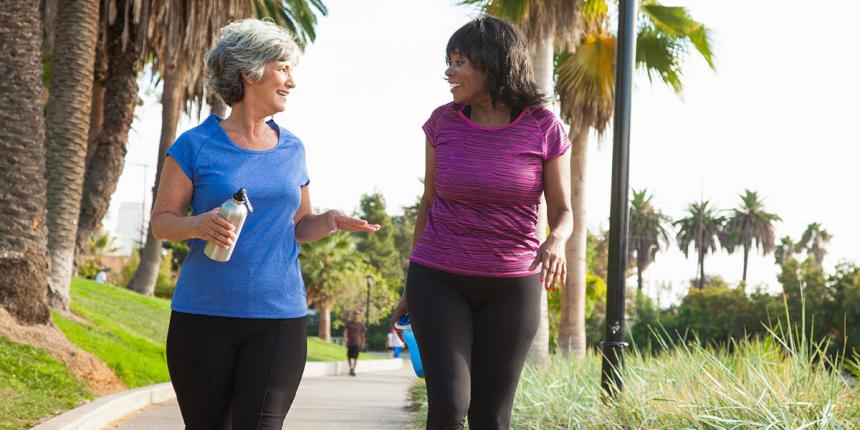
[166,133,198,180]
[422,103,452,147]
[297,140,311,187]
[534,107,571,161]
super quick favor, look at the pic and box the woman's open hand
[325,209,380,235]
[529,234,567,292]
[193,208,236,248]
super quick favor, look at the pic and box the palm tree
[628,189,672,293]
[467,0,583,364]
[794,222,832,267]
[129,0,329,296]
[554,0,714,356]
[675,200,725,290]
[0,0,52,324]
[300,234,363,341]
[774,235,795,265]
[76,0,144,269]
[723,189,781,284]
[43,0,101,310]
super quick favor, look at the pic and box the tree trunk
[44,0,100,310]
[637,257,644,293]
[129,59,187,295]
[526,35,553,365]
[319,302,332,342]
[75,37,107,269]
[698,251,705,289]
[86,37,108,167]
[0,0,52,325]
[741,244,749,284]
[559,127,588,358]
[41,0,60,59]
[76,1,140,258]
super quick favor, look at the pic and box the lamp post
[601,0,636,397]
[131,162,151,252]
[365,275,372,332]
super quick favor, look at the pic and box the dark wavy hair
[446,15,547,110]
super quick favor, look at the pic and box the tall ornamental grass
[409,317,860,429]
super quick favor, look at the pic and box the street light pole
[601,0,636,397]
[131,163,152,252]
[365,275,372,332]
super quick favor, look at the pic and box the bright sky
[109,0,860,305]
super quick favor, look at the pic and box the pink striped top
[410,102,571,277]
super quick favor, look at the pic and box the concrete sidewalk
[108,366,416,429]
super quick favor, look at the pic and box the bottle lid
[233,188,254,212]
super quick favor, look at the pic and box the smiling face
[244,60,295,114]
[445,51,489,106]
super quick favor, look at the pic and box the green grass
[306,336,380,361]
[53,279,172,387]
[409,328,860,429]
[0,336,91,430]
[54,278,380,387]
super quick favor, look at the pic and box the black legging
[406,263,542,430]
[166,311,307,429]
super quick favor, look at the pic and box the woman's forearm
[411,197,432,251]
[151,212,200,243]
[547,206,573,243]
[294,211,333,243]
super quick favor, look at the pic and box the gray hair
[205,18,301,106]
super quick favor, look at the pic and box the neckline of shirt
[207,113,285,154]
[454,103,530,131]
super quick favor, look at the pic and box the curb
[32,358,404,430]
[31,383,175,430]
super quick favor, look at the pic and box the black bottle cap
[233,188,246,202]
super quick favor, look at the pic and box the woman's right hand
[193,208,236,248]
[389,295,408,341]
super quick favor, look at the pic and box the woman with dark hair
[390,15,573,430]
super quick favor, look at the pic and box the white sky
[108,0,860,305]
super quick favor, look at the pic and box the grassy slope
[53,279,172,387]
[0,336,90,430]
[54,278,377,387]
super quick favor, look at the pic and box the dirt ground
[0,309,124,395]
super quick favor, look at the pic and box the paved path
[108,366,416,429]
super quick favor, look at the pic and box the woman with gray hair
[150,18,379,428]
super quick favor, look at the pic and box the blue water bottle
[394,314,424,378]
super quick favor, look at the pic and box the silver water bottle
[204,187,253,262]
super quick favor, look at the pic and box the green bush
[548,273,606,352]
[119,249,177,298]
[674,286,757,343]
[154,249,176,298]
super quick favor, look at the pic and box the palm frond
[555,30,615,135]
[635,26,683,93]
[467,0,583,49]
[674,200,725,259]
[640,1,715,69]
[724,189,780,255]
[628,189,672,273]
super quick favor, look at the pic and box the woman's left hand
[325,209,380,235]
[529,234,567,292]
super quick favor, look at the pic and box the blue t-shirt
[166,114,310,319]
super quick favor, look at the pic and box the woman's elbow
[150,212,177,242]
[420,194,434,211]
[150,218,167,241]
